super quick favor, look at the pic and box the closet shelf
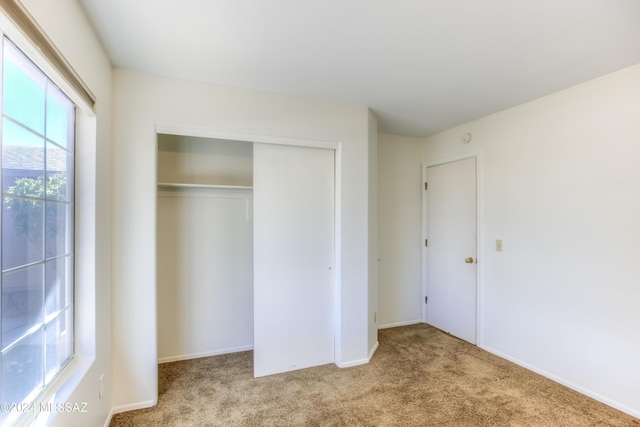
[157,182,253,190]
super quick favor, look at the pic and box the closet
[156,134,254,362]
[156,133,336,377]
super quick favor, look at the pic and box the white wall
[111,69,376,409]
[421,64,640,416]
[156,190,254,362]
[377,134,423,328]
[18,0,113,426]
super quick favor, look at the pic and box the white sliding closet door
[253,143,335,377]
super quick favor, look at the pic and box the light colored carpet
[110,324,639,426]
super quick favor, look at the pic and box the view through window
[1,37,75,423]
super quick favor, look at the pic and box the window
[1,37,75,424]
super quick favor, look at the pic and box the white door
[253,143,335,377]
[426,157,477,344]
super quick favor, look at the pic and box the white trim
[378,319,423,330]
[480,344,640,419]
[337,358,369,368]
[155,122,339,150]
[336,340,378,368]
[368,341,379,361]
[103,408,116,427]
[333,141,343,367]
[421,164,428,324]
[111,400,157,415]
[421,152,484,346]
[158,345,254,364]
[475,153,485,346]
[336,358,369,368]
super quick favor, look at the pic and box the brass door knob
[465,257,474,264]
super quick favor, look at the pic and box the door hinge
[424,182,428,190]
[425,239,428,247]
[425,296,428,304]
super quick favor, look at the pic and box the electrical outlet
[496,239,503,252]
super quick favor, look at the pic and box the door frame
[154,123,343,365]
[421,152,484,345]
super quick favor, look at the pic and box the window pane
[45,309,72,381]
[45,202,70,259]
[45,257,71,316]
[1,328,44,404]
[1,265,44,348]
[46,85,74,150]
[45,141,73,202]
[2,41,46,134]
[2,196,44,270]
[2,118,44,193]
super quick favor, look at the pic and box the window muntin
[0,37,75,424]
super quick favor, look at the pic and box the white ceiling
[77,0,640,137]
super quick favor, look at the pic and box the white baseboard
[158,345,253,364]
[378,319,423,330]
[480,344,640,419]
[336,357,369,368]
[111,399,156,415]
[103,407,115,427]
[336,341,379,368]
[368,340,379,360]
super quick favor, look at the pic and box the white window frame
[0,10,98,427]
[0,36,76,426]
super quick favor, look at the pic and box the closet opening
[156,134,254,364]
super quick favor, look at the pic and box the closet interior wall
[156,134,254,363]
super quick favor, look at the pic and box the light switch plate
[496,239,503,252]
